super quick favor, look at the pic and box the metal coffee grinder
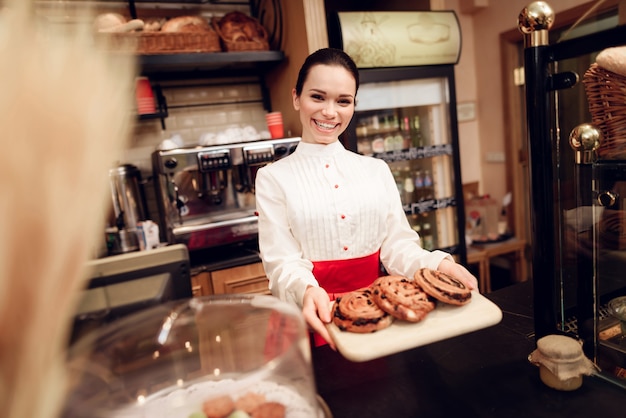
[106,164,148,255]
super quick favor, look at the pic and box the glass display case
[519,1,626,388]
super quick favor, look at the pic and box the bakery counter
[312,281,625,418]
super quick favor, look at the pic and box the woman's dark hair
[294,48,359,96]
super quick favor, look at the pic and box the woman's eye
[339,99,353,106]
[311,94,324,101]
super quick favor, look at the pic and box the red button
[340,214,346,219]
[325,164,330,168]
[334,184,339,189]
[343,246,348,251]
[254,211,259,216]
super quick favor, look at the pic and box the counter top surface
[312,281,625,417]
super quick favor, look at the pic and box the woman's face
[292,64,356,145]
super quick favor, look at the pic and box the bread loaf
[161,16,212,33]
[94,13,126,32]
[218,11,267,43]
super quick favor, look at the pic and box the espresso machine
[151,138,299,251]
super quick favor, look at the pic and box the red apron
[311,250,381,346]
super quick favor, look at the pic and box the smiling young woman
[254,48,478,348]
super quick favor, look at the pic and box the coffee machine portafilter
[196,149,230,205]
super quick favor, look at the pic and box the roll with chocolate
[371,275,435,322]
[332,287,393,333]
[414,268,472,306]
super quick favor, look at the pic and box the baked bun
[94,13,126,32]
[202,394,235,418]
[143,18,166,32]
[250,401,286,418]
[218,11,267,43]
[371,275,435,322]
[414,268,472,306]
[161,16,212,33]
[332,287,393,333]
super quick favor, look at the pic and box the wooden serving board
[326,291,502,362]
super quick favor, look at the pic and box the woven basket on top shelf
[583,62,626,160]
[211,13,269,52]
[102,30,221,55]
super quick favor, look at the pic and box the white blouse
[255,140,452,306]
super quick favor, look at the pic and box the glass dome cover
[62,294,322,418]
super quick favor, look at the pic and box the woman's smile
[313,119,340,131]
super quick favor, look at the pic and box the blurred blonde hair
[0,1,136,417]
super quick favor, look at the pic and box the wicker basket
[102,30,221,55]
[212,14,269,52]
[583,63,626,160]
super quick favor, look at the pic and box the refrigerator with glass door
[342,65,467,264]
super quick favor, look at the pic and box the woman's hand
[302,285,336,350]
[437,258,479,292]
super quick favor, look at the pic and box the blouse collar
[294,140,345,157]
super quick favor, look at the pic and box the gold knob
[518,1,555,46]
[569,123,601,164]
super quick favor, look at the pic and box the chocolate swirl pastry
[371,275,435,322]
[332,287,393,333]
[414,268,472,306]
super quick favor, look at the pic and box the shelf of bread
[94,11,282,73]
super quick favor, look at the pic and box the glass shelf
[373,144,453,163]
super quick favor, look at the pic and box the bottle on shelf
[381,114,392,132]
[365,115,379,153]
[390,115,403,151]
[393,129,405,151]
[412,115,424,148]
[370,114,380,132]
[423,169,434,200]
[401,117,412,150]
[380,115,400,151]
[414,169,424,201]
[402,166,415,204]
[421,222,434,250]
[384,131,396,152]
